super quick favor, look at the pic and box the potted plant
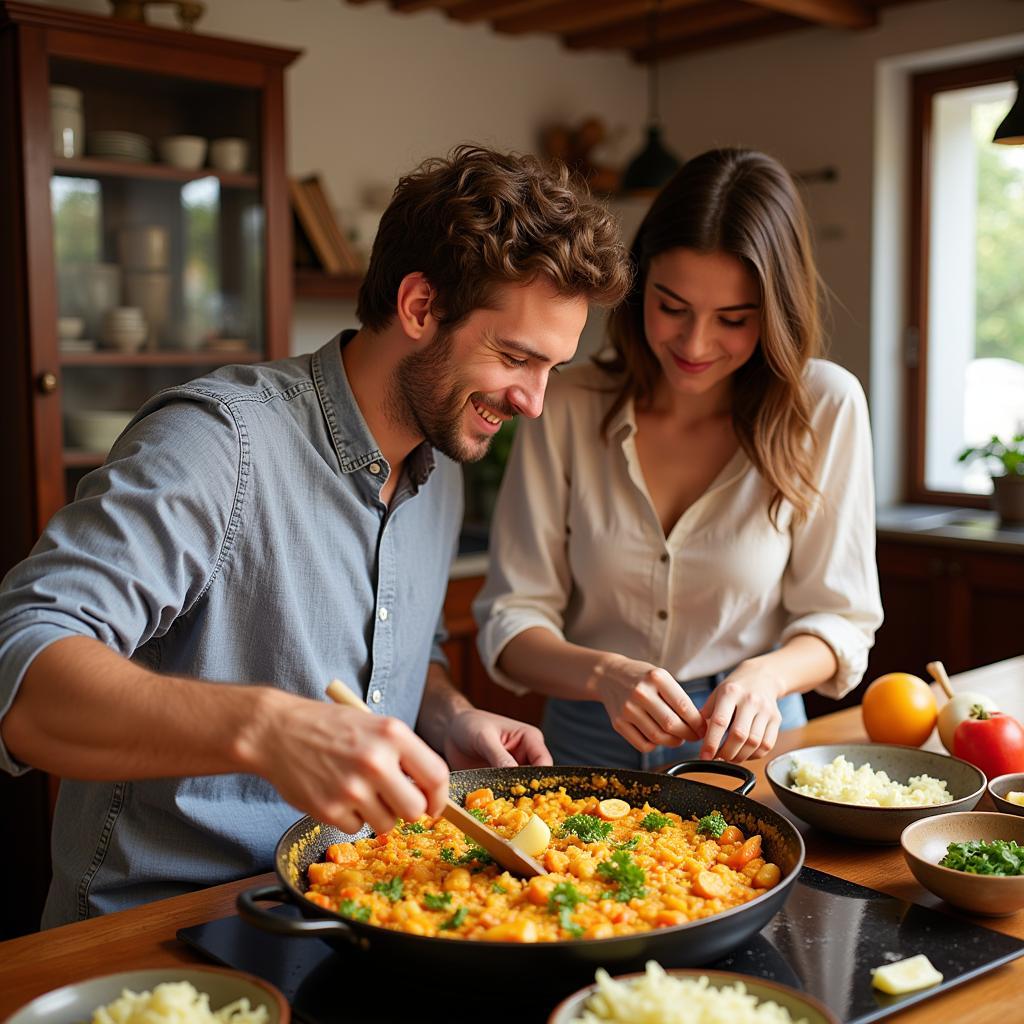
[958,434,1024,525]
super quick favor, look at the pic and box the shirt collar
[311,330,437,488]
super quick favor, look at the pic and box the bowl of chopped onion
[901,811,1024,916]
[6,966,288,1024]
[548,961,838,1024]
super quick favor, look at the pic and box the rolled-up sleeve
[780,369,883,699]
[0,390,242,775]
[473,405,573,695]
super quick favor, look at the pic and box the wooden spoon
[325,679,547,878]
[926,661,956,701]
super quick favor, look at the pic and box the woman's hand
[444,709,552,769]
[592,655,706,752]
[699,661,784,762]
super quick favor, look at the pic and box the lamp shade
[621,125,682,195]
[993,73,1024,145]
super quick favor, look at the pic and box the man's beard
[386,328,512,464]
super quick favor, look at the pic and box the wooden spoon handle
[926,661,956,701]
[324,680,546,878]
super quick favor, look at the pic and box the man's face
[389,278,588,463]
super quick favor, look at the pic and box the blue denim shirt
[0,333,462,926]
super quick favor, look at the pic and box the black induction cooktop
[177,867,1024,1024]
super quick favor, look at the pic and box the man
[0,146,629,926]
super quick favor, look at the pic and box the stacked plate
[87,130,152,163]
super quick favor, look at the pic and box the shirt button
[657,610,668,620]
[368,462,382,475]
[660,553,669,563]
[371,689,382,704]
[378,607,389,621]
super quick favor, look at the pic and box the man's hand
[245,690,450,837]
[443,708,552,770]
[592,654,706,752]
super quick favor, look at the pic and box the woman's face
[643,248,761,400]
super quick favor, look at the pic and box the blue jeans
[543,669,808,770]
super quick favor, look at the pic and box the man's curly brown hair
[356,145,630,331]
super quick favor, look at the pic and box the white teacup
[209,137,249,173]
[158,135,207,170]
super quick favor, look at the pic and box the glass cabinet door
[47,58,266,500]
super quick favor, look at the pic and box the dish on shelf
[5,965,288,1024]
[159,134,207,170]
[64,409,136,453]
[59,338,96,353]
[765,743,985,843]
[87,129,152,162]
[57,316,84,340]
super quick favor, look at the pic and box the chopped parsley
[337,898,371,922]
[640,812,672,832]
[548,881,587,938]
[400,820,427,834]
[940,840,1024,876]
[597,849,647,902]
[371,876,404,902]
[423,891,452,910]
[616,836,640,850]
[468,808,490,823]
[410,850,422,858]
[440,847,457,864]
[491,882,508,894]
[560,814,613,843]
[440,906,468,931]
[696,811,727,838]
[457,844,493,866]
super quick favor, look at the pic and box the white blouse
[474,358,883,700]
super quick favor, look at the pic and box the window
[908,56,1024,505]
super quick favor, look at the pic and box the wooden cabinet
[442,575,546,727]
[867,538,1024,682]
[0,1,300,940]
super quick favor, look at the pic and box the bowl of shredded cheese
[6,967,287,1024]
[765,744,985,843]
[548,961,839,1024]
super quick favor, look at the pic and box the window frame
[906,53,1024,507]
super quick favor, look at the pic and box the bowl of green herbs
[901,811,1024,916]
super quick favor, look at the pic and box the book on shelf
[288,175,362,277]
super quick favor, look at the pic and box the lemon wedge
[597,798,631,821]
[509,813,551,857]
[871,954,943,994]
[1006,791,1024,807]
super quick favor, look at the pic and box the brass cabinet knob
[38,371,58,394]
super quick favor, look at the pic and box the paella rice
[303,786,782,942]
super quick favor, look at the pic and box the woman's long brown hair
[601,148,822,526]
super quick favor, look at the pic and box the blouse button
[657,610,668,621]
[371,689,382,704]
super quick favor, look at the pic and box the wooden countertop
[3,657,1023,1022]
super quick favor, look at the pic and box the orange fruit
[860,672,937,746]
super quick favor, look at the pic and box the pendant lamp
[993,71,1024,145]
[620,1,682,196]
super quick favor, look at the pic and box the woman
[473,148,883,769]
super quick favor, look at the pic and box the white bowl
[158,134,207,170]
[57,316,84,340]
[6,966,289,1024]
[64,410,135,452]
[209,137,249,173]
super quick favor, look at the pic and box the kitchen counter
[3,656,1023,1023]
[876,504,1024,553]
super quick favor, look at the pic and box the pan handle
[236,885,369,949]
[664,760,756,796]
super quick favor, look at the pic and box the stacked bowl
[101,307,148,353]
[119,225,171,348]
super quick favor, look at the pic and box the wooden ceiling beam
[445,0,565,23]
[631,11,807,60]
[564,1,764,53]
[493,0,705,37]
[737,0,875,29]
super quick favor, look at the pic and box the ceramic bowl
[57,316,84,340]
[158,134,207,170]
[988,773,1024,817]
[901,811,1024,916]
[209,137,249,173]
[64,409,135,452]
[548,967,839,1024]
[6,965,289,1024]
[765,743,985,844]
